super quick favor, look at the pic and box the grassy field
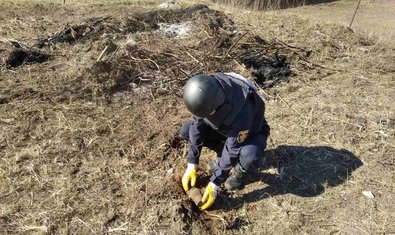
[285,0,395,45]
[0,0,394,234]
[210,0,395,45]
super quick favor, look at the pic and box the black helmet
[183,74,225,118]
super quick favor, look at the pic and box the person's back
[203,72,270,138]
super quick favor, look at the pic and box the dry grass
[210,3,395,233]
[276,0,395,46]
[210,0,395,46]
[212,0,307,10]
[0,0,394,234]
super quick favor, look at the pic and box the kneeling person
[180,72,270,210]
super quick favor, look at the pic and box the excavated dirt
[5,48,50,68]
[0,41,50,68]
[0,1,394,234]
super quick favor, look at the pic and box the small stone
[130,83,138,88]
[362,191,374,199]
[341,56,350,63]
[125,39,138,51]
[358,48,369,53]
[105,39,118,54]
[157,88,168,95]
[158,0,179,8]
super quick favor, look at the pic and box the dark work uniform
[180,73,270,186]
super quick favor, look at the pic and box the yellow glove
[200,182,218,210]
[182,163,197,192]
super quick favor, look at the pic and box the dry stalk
[203,212,229,226]
[277,94,303,117]
[223,32,249,60]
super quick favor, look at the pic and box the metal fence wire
[213,0,395,45]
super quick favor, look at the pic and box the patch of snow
[158,0,180,9]
[362,191,375,199]
[157,21,194,38]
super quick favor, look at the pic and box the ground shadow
[274,0,338,9]
[276,0,339,9]
[214,145,363,210]
[303,0,338,6]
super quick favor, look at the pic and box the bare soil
[0,1,394,234]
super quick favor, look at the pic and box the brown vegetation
[212,0,305,10]
[0,1,394,234]
[211,0,338,10]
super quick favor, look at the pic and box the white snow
[157,21,194,39]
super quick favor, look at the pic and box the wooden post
[349,0,362,28]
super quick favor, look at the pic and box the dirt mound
[2,4,308,92]
[82,9,312,101]
[35,4,235,48]
[36,16,116,47]
[18,4,311,103]
[126,4,235,32]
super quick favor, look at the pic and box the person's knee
[179,122,191,140]
[239,146,263,172]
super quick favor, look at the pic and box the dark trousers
[180,121,268,172]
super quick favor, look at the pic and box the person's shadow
[214,145,363,210]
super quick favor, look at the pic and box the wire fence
[346,0,395,44]
[213,0,395,45]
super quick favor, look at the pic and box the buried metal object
[186,187,203,207]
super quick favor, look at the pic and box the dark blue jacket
[186,73,270,185]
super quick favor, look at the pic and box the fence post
[349,0,362,28]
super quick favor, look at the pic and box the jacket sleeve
[186,118,207,165]
[210,110,253,185]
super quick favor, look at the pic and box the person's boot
[207,158,219,171]
[225,163,247,191]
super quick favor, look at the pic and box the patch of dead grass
[0,1,394,234]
